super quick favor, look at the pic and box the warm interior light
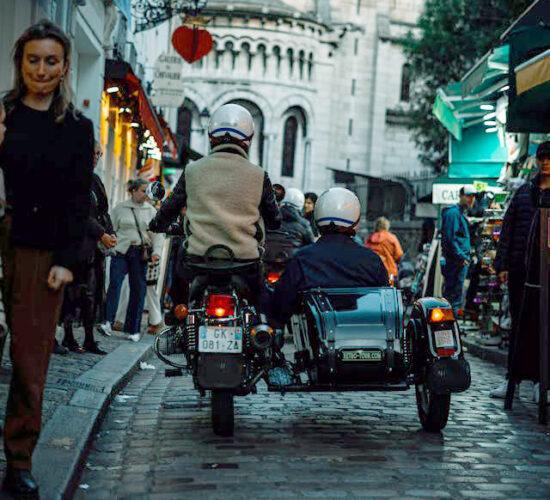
[429,308,454,323]
[131,123,139,128]
[106,86,119,94]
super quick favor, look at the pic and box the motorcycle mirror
[146,181,166,201]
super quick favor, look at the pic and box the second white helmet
[208,103,254,149]
[282,187,305,210]
[314,187,361,228]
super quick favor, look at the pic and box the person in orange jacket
[365,217,404,281]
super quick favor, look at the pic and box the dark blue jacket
[268,233,389,326]
[494,180,537,274]
[441,204,470,264]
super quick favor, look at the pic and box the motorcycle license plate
[198,326,243,353]
[341,350,382,361]
[434,329,454,348]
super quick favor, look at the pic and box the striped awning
[515,48,550,94]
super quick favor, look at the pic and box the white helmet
[282,187,305,210]
[208,103,254,149]
[314,187,361,229]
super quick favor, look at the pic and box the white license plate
[198,326,243,353]
[434,329,455,348]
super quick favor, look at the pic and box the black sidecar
[275,287,471,432]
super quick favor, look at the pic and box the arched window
[400,63,411,102]
[177,106,192,149]
[298,50,305,80]
[308,53,314,81]
[281,116,298,177]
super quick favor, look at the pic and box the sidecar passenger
[268,188,388,328]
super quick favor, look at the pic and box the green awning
[448,163,503,178]
[433,84,463,140]
[461,45,509,97]
[448,123,507,178]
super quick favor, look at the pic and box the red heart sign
[172,26,213,64]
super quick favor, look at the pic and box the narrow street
[75,353,550,500]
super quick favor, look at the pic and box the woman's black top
[0,101,94,270]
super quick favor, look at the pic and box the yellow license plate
[341,350,383,361]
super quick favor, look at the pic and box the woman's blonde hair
[375,216,390,232]
[4,19,77,124]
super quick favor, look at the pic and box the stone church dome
[205,0,317,21]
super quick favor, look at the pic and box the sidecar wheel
[415,382,450,432]
[211,390,234,437]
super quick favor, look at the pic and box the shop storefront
[428,0,550,421]
[100,59,178,204]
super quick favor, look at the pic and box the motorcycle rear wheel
[415,382,450,432]
[211,390,234,436]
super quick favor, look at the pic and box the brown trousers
[1,219,64,469]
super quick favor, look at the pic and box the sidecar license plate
[198,326,243,353]
[342,350,382,361]
[434,329,454,348]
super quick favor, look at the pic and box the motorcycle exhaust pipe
[250,324,274,350]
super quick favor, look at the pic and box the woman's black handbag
[131,208,153,263]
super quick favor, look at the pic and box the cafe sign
[432,183,503,204]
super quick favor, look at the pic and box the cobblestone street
[75,352,550,500]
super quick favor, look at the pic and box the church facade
[135,0,430,194]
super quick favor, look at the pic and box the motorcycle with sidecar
[154,266,471,435]
[147,181,470,436]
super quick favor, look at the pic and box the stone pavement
[74,352,550,500]
[0,325,153,499]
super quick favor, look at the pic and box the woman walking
[105,179,163,341]
[0,21,94,497]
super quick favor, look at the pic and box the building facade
[0,0,162,206]
[135,0,431,195]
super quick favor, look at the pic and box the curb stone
[462,336,507,367]
[32,337,154,500]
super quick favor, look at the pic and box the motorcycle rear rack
[266,381,410,392]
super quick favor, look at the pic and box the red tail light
[206,295,235,317]
[437,348,456,357]
[267,272,281,284]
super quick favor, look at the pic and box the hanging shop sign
[151,53,184,108]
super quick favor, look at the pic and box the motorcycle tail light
[437,348,455,357]
[267,272,281,284]
[206,295,235,317]
[429,308,454,323]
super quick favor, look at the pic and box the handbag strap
[130,208,146,246]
